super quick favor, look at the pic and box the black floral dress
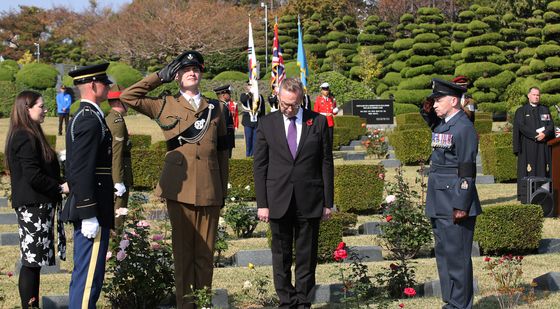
[16,202,66,267]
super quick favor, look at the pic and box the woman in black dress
[4,90,69,309]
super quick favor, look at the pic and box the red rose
[399,304,405,308]
[386,215,393,222]
[333,248,348,261]
[404,287,416,297]
[306,119,313,126]
[380,137,385,142]
[6,271,13,278]
[484,257,491,262]
[390,263,398,270]
[337,241,345,250]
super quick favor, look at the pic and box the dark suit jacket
[62,101,114,228]
[253,109,334,219]
[8,129,62,208]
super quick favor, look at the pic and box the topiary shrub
[0,65,16,82]
[129,135,152,149]
[455,62,503,81]
[394,103,419,115]
[131,148,166,190]
[335,116,366,141]
[389,128,431,164]
[334,164,385,214]
[393,89,432,105]
[107,62,143,88]
[212,71,248,81]
[474,204,543,255]
[15,63,57,90]
[474,70,516,90]
[0,81,17,118]
[535,44,560,58]
[229,159,255,201]
[398,75,432,90]
[404,65,435,78]
[479,132,517,182]
[474,118,492,134]
[395,112,425,126]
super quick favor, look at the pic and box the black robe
[512,103,555,200]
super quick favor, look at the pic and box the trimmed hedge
[473,70,516,90]
[334,164,385,214]
[107,62,143,88]
[317,215,344,263]
[393,89,432,105]
[131,148,166,190]
[474,118,492,134]
[389,128,432,164]
[0,81,18,118]
[455,62,503,81]
[335,116,366,141]
[212,71,247,81]
[129,135,152,149]
[474,204,543,254]
[394,103,419,115]
[396,112,425,126]
[479,132,517,182]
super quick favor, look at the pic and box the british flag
[270,22,285,90]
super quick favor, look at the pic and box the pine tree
[533,1,560,107]
[322,15,359,76]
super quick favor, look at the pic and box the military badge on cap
[68,63,112,86]
[178,50,204,71]
[428,78,467,100]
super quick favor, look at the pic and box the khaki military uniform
[120,72,229,309]
[105,110,133,227]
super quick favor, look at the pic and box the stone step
[538,238,560,254]
[233,246,383,267]
[0,213,17,225]
[477,164,483,174]
[476,154,481,164]
[387,151,396,159]
[0,232,19,246]
[147,209,169,221]
[381,159,401,168]
[358,222,386,235]
[533,272,560,291]
[418,278,478,297]
[349,140,363,147]
[475,175,495,184]
[0,197,8,208]
[343,152,365,161]
[15,260,64,275]
[339,145,363,151]
[42,289,230,309]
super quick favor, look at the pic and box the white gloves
[332,107,339,114]
[81,217,99,239]
[114,183,126,197]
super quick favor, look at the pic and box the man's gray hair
[279,78,304,99]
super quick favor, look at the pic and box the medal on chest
[431,132,453,149]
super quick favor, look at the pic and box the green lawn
[0,116,559,308]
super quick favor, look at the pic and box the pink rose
[116,250,127,261]
[106,252,112,260]
[385,195,396,204]
[119,239,130,250]
[152,234,164,241]
[404,287,416,297]
[115,208,128,218]
[136,220,150,228]
[151,242,161,250]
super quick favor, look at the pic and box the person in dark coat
[62,63,114,309]
[253,78,334,308]
[5,91,69,309]
[240,81,266,157]
[214,85,236,158]
[512,86,555,201]
[425,78,482,309]
[421,76,476,130]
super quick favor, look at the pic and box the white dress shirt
[180,91,201,109]
[283,107,303,148]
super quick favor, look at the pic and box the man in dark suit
[62,63,114,308]
[425,78,482,309]
[253,78,334,308]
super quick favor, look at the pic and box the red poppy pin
[306,119,313,126]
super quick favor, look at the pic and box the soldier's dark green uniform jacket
[106,110,133,208]
[62,101,114,229]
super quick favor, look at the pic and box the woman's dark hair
[4,90,56,170]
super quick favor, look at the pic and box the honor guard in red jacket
[313,82,339,139]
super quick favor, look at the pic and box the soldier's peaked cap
[178,50,204,71]
[68,63,112,85]
[428,78,466,99]
[213,85,231,94]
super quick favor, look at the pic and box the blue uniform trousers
[244,126,257,157]
[68,224,110,309]
[431,217,476,309]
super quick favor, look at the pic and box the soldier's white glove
[332,107,339,114]
[81,217,99,239]
[114,183,126,197]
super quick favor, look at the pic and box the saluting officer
[120,51,229,309]
[106,85,133,227]
[62,63,114,309]
[425,78,482,309]
[214,85,236,158]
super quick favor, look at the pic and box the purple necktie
[287,116,297,159]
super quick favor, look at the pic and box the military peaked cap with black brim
[428,78,467,99]
[68,63,112,85]
[178,50,204,71]
[213,85,231,94]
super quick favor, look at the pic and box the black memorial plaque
[346,100,394,125]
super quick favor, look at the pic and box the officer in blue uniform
[425,78,482,309]
[61,63,114,309]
